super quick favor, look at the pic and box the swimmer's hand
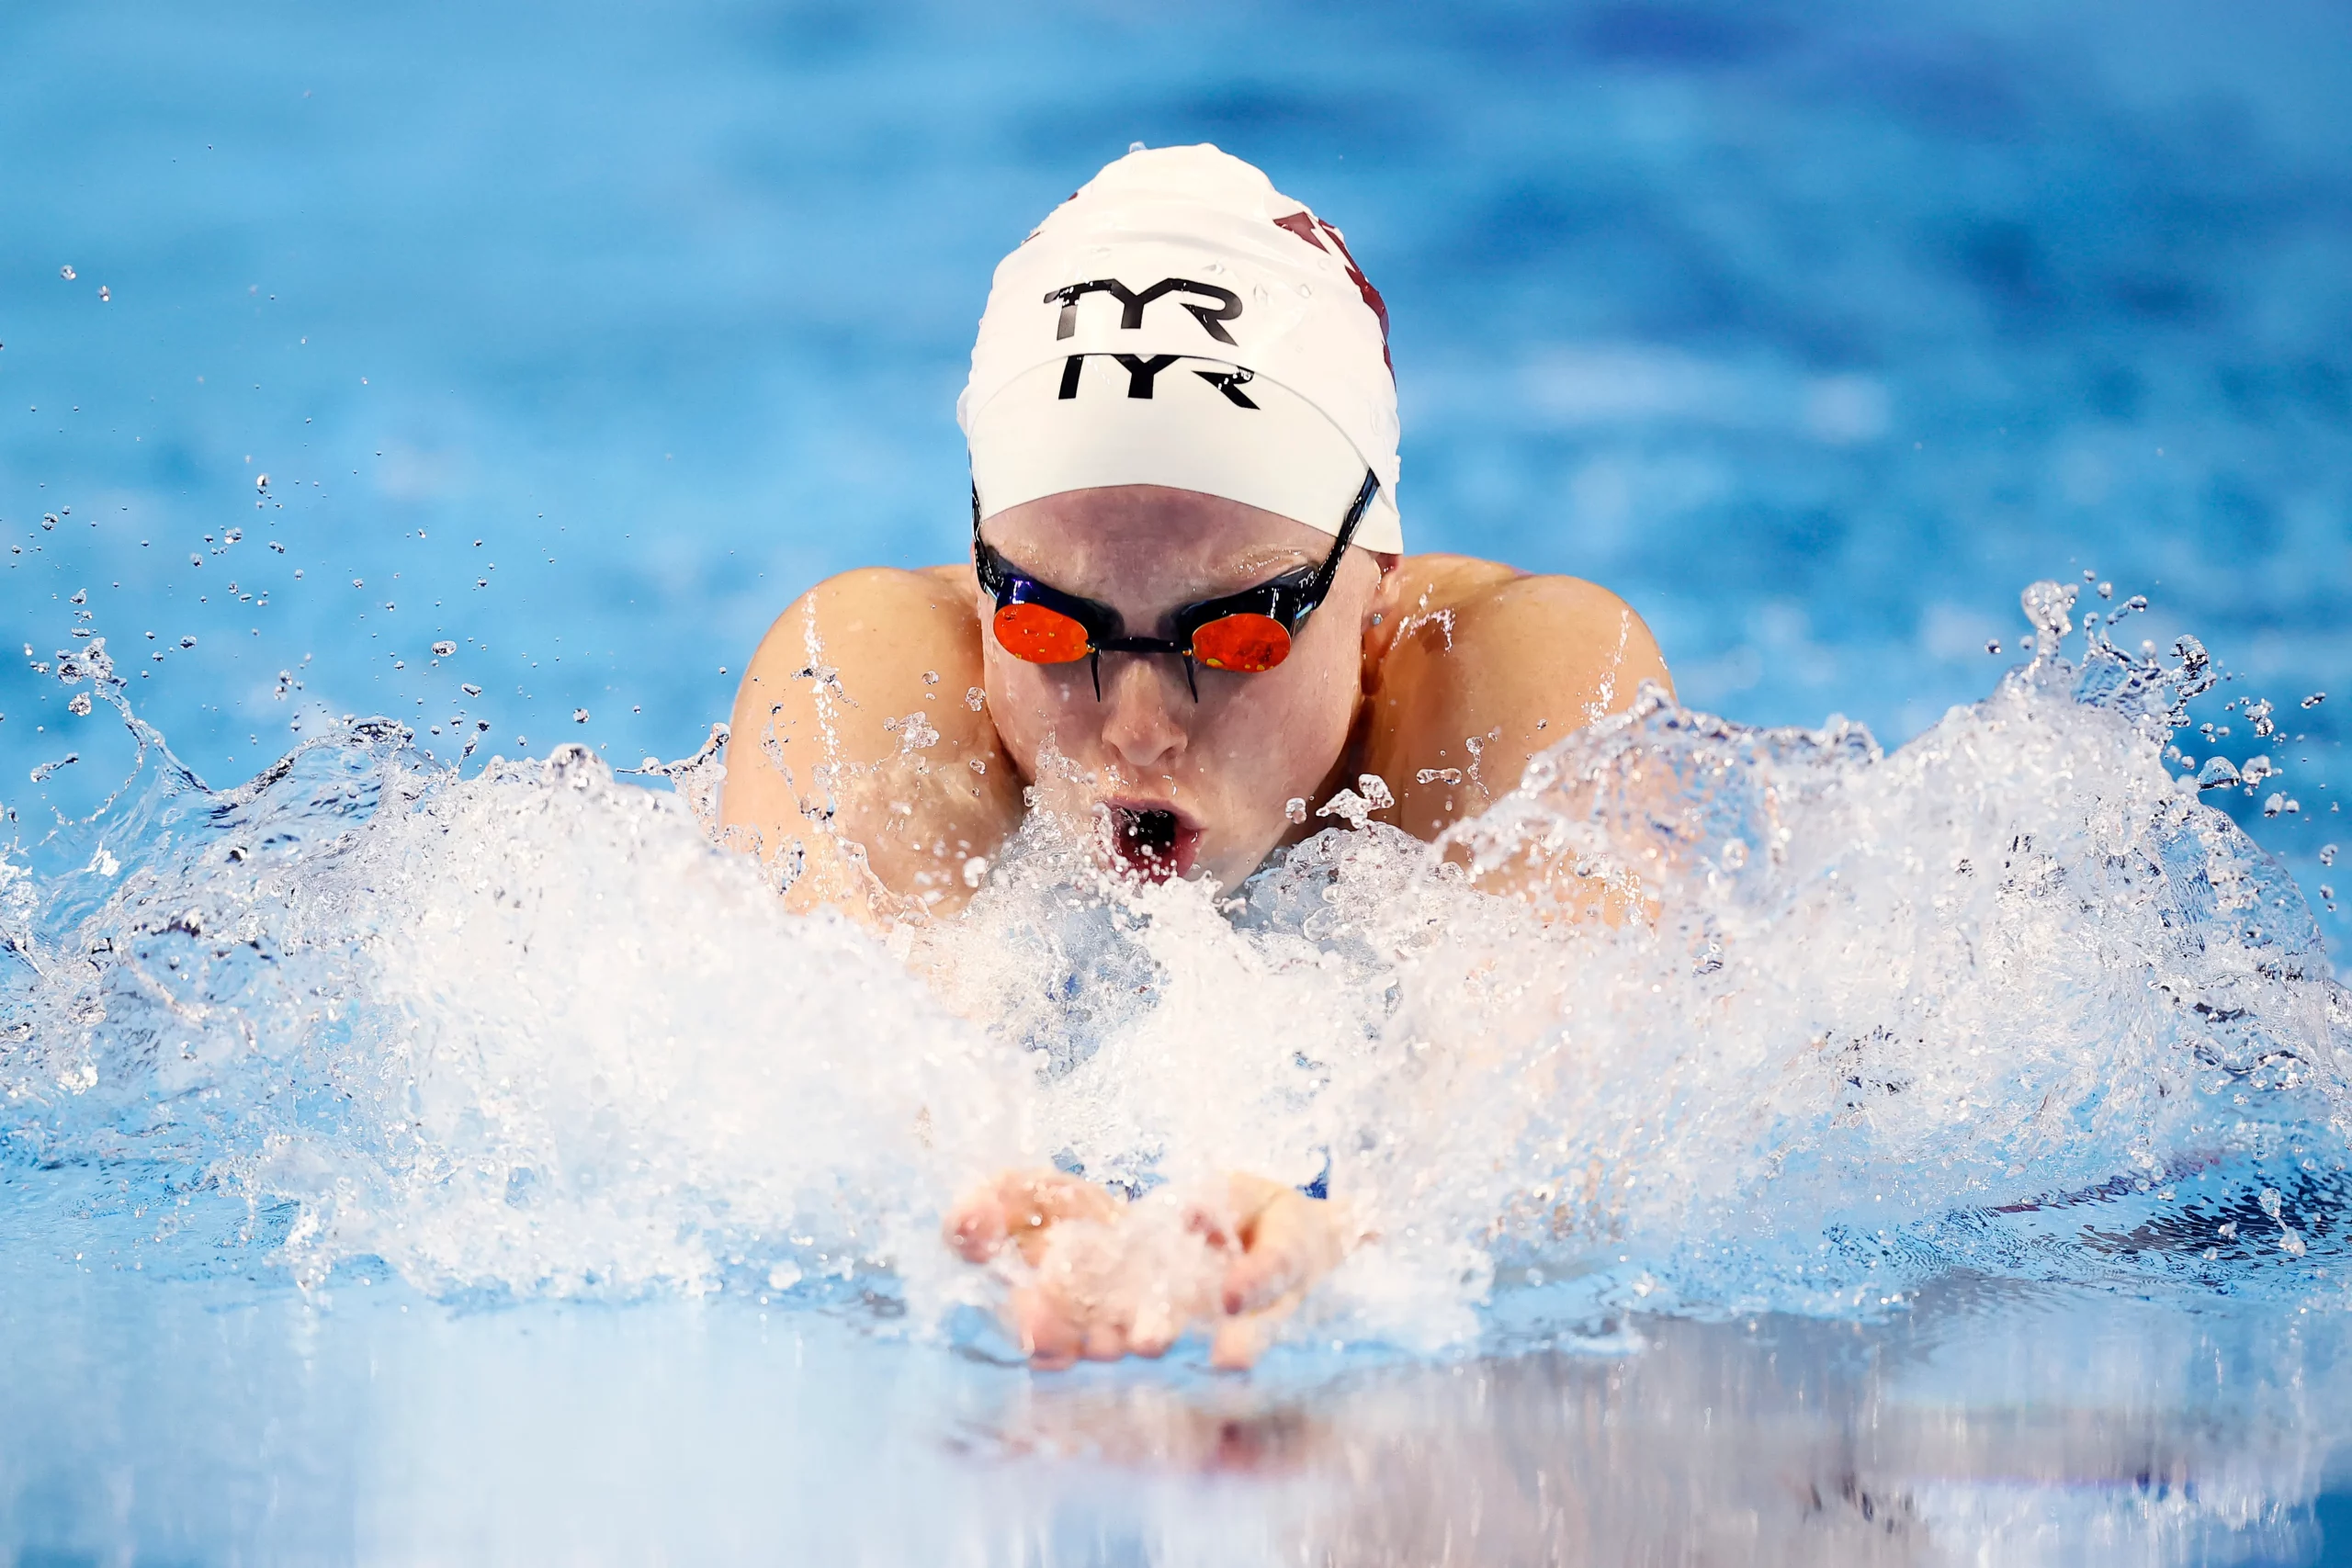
[944,1169,1361,1371]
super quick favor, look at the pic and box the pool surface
[6,1,2351,1562]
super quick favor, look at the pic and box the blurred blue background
[3,0,2346,944]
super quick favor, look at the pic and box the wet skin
[720,483,1672,1367]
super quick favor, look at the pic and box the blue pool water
[6,1,2352,1562]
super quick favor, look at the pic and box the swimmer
[721,146,1671,1368]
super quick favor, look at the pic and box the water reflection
[4,1248,2346,1564]
[978,1277,2342,1565]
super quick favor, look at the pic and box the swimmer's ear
[1362,554,1404,673]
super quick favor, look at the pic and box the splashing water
[4,583,2346,1355]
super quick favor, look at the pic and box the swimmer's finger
[1208,1292,1301,1371]
[1080,1320,1130,1362]
[1010,1285,1083,1371]
[944,1191,1008,1262]
[1004,1169,1124,1224]
[949,1169,1124,1267]
[1124,1279,1205,1359]
[1222,1192,1351,1316]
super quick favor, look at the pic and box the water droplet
[66,694,91,716]
[178,636,197,649]
[432,640,456,657]
[961,856,989,888]
[2303,692,2326,708]
[41,515,56,531]
[352,578,364,588]
[922,670,939,684]
[1415,767,1464,785]
[2241,755,2276,787]
[964,686,985,712]
[461,683,481,697]
[2320,844,2337,867]
[1356,773,1395,811]
[572,707,590,724]
[2262,792,2287,818]
[59,265,74,280]
[2259,1188,2283,1219]
[1284,796,1308,825]
[1315,788,1374,829]
[1984,639,2001,655]
[2020,581,2076,656]
[255,473,268,491]
[97,286,110,303]
[68,590,85,605]
[2195,757,2240,790]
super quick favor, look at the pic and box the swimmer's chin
[1103,799,1203,884]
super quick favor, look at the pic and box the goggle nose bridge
[1084,637,1202,702]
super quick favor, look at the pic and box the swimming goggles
[972,469,1380,701]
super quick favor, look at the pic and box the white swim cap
[960,144,1402,553]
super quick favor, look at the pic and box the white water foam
[4,583,2347,1354]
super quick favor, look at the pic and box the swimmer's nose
[1097,653,1189,769]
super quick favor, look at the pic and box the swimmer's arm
[1363,560,1673,839]
[719,565,1023,919]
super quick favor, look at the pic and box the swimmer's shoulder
[1365,554,1671,834]
[1383,554,1669,695]
[723,563,1016,914]
[738,564,979,694]
[729,563,992,780]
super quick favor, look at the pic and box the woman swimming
[720,145,1671,1368]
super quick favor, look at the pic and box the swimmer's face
[977,485,1396,890]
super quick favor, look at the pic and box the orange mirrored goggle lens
[1191,613,1293,673]
[992,601,1094,664]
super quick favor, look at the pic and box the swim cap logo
[1044,276,1260,406]
[1045,276,1243,344]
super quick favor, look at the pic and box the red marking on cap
[1273,210,1392,375]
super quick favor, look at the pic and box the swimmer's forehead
[982,491,1330,602]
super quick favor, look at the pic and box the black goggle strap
[1168,467,1384,642]
[1306,468,1382,606]
[970,481,1001,596]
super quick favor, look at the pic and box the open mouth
[1105,801,1202,883]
